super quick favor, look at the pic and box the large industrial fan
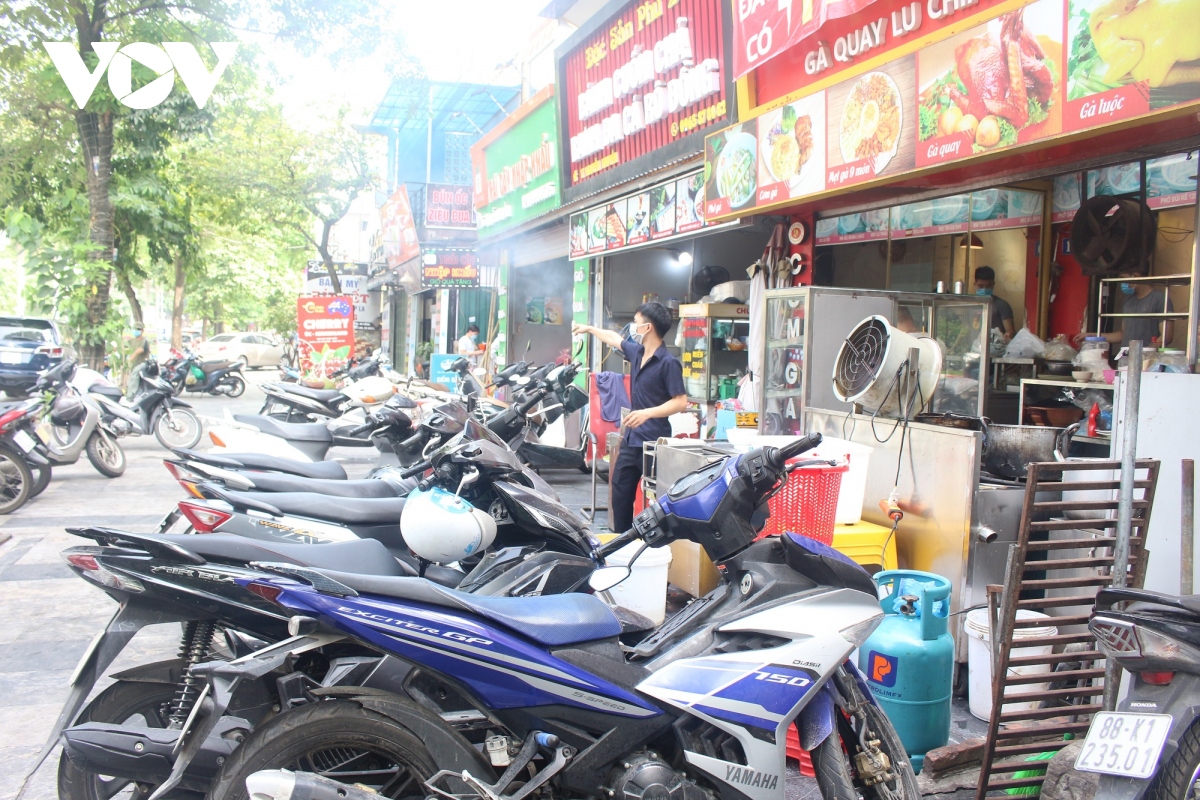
[1070,196,1156,275]
[832,316,943,417]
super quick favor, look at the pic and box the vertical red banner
[297,296,355,376]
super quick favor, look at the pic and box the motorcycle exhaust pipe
[62,721,238,785]
[247,770,382,800]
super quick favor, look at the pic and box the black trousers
[609,440,643,533]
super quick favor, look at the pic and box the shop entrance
[509,258,573,367]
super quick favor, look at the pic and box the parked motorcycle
[15,360,126,478]
[168,352,247,397]
[86,361,204,450]
[57,432,919,800]
[0,398,40,512]
[1084,588,1200,800]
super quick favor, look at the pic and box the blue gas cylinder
[857,569,954,773]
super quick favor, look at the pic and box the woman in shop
[572,302,687,533]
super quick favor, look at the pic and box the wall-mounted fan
[1070,196,1156,276]
[832,316,943,417]
[691,265,730,297]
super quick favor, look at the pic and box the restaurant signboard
[470,88,561,239]
[706,0,1200,222]
[425,183,475,230]
[558,0,733,201]
[421,248,480,289]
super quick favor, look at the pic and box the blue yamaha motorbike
[58,434,918,800]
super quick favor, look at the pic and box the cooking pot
[982,423,1079,479]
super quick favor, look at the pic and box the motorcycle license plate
[12,429,35,453]
[1074,712,1172,779]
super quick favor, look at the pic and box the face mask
[975,288,993,297]
[1120,283,1135,295]
[469,333,478,343]
[625,322,649,345]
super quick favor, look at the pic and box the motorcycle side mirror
[588,566,632,592]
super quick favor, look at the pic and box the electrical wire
[1157,226,1194,244]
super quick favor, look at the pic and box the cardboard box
[668,540,720,598]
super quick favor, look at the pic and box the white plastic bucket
[606,542,674,626]
[724,434,873,523]
[964,609,1058,721]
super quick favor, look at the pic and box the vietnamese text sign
[380,186,420,267]
[707,0,1200,223]
[471,89,561,239]
[421,249,480,289]
[425,183,476,229]
[297,295,355,374]
[560,0,730,191]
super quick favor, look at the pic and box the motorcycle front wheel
[86,431,126,477]
[220,374,247,398]
[812,670,920,800]
[207,699,438,800]
[154,408,203,450]
[0,443,32,514]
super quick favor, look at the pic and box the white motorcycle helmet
[401,486,497,564]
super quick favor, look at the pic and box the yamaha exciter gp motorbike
[1083,588,1200,800]
[80,433,917,800]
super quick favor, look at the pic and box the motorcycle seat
[201,359,234,370]
[240,473,401,498]
[234,414,333,443]
[90,385,124,400]
[217,489,406,525]
[280,385,345,404]
[781,532,878,597]
[172,448,348,481]
[313,569,623,646]
[157,534,408,577]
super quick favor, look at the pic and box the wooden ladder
[976,459,1161,800]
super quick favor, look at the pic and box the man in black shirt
[573,302,687,532]
[974,266,1016,343]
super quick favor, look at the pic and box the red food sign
[425,183,476,229]
[297,296,355,376]
[732,0,882,80]
[561,0,729,191]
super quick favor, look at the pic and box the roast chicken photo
[919,7,1059,150]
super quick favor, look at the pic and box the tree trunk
[115,267,143,330]
[172,254,186,349]
[317,220,342,294]
[76,107,115,369]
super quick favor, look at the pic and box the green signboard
[473,94,560,240]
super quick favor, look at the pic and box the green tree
[0,0,399,366]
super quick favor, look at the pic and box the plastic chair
[583,373,630,523]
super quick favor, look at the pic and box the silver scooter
[14,361,127,478]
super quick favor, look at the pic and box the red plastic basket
[759,461,847,545]
[786,725,816,776]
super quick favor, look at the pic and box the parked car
[193,332,284,369]
[0,317,68,396]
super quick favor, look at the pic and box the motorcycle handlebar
[397,429,427,452]
[596,529,640,559]
[515,387,549,416]
[399,459,433,479]
[346,420,377,437]
[768,433,823,467]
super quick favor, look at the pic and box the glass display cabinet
[679,303,750,403]
[761,287,989,435]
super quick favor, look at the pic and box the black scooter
[169,352,246,397]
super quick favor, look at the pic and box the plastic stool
[831,520,899,571]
